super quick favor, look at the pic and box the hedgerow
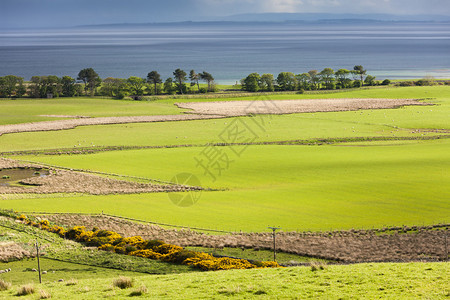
[14,213,281,271]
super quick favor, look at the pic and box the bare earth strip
[42,214,448,263]
[0,158,200,195]
[176,98,431,116]
[0,114,225,136]
[0,99,431,136]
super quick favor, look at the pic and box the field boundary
[18,211,449,235]
[18,211,234,234]
[3,134,449,156]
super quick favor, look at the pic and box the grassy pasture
[0,262,448,299]
[0,258,145,285]
[0,97,184,125]
[0,86,449,231]
[7,139,449,232]
[1,87,449,153]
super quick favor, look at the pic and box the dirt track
[176,98,431,116]
[0,98,431,136]
[0,114,225,136]
[0,158,199,195]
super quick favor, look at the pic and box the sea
[0,22,449,84]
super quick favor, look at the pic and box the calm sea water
[0,22,449,84]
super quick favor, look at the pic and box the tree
[308,70,320,90]
[364,75,377,86]
[77,68,101,96]
[276,72,296,91]
[29,75,61,98]
[296,73,311,90]
[164,78,175,94]
[353,65,366,87]
[199,71,215,92]
[100,77,128,98]
[319,68,335,89]
[147,71,162,95]
[0,75,25,98]
[61,76,79,97]
[260,73,275,91]
[127,76,146,98]
[189,70,200,92]
[241,73,261,92]
[173,69,187,94]
[334,69,351,89]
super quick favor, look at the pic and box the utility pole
[268,226,281,262]
[35,240,42,284]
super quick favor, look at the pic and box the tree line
[0,68,216,99]
[241,66,386,92]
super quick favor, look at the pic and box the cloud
[198,0,450,15]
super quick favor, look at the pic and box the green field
[0,86,449,232]
[1,262,448,299]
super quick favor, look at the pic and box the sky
[1,0,450,28]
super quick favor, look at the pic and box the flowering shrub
[15,213,281,271]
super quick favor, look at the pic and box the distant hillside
[217,12,450,22]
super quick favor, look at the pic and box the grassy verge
[0,262,448,299]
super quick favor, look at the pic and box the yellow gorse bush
[16,213,282,271]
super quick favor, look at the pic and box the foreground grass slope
[1,262,448,299]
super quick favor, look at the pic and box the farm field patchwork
[0,86,449,232]
[5,139,449,232]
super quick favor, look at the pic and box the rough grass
[0,279,12,291]
[112,276,133,289]
[0,262,448,299]
[16,283,35,296]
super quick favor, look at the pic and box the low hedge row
[16,214,280,271]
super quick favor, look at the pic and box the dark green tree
[308,70,320,90]
[147,71,162,95]
[241,73,261,92]
[364,75,377,86]
[164,78,176,94]
[296,73,311,90]
[127,76,146,98]
[260,73,275,91]
[353,65,367,87]
[0,75,25,98]
[100,77,128,98]
[77,68,101,96]
[29,75,61,98]
[334,69,351,88]
[276,72,296,91]
[173,69,187,94]
[61,76,79,97]
[319,68,335,89]
[199,71,215,92]
[189,70,200,92]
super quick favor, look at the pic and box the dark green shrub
[144,240,165,250]
[353,80,362,88]
[381,79,391,85]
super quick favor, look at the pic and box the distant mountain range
[76,13,450,29]
[215,13,450,22]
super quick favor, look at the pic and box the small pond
[0,167,49,186]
